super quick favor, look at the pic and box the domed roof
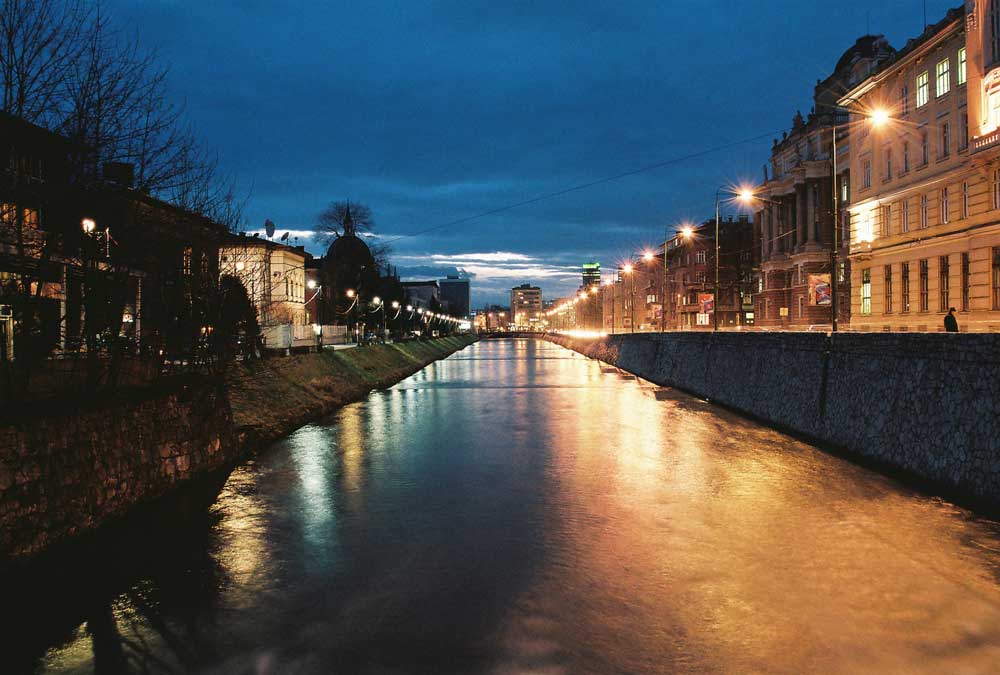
[326,232,373,262]
[834,35,893,74]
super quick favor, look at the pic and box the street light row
[344,289,463,324]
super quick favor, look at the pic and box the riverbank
[0,335,476,570]
[226,335,478,448]
[546,332,1000,507]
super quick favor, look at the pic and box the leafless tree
[317,200,375,240]
[0,0,85,125]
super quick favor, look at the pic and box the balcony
[971,129,1000,155]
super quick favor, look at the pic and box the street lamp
[622,262,635,333]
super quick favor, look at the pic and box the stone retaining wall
[548,332,1000,504]
[1,336,478,569]
[0,382,237,567]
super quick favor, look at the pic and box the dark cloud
[109,0,955,305]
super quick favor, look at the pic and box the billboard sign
[698,293,714,314]
[808,274,832,306]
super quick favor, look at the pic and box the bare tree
[0,0,85,125]
[317,200,375,241]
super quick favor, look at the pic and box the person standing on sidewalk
[944,307,959,332]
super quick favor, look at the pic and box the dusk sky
[109,0,956,306]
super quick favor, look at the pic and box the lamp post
[622,263,635,333]
[713,188,724,331]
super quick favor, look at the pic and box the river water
[8,338,1000,673]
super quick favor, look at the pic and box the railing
[972,129,1000,154]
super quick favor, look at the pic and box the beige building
[510,284,542,329]
[844,6,1000,332]
[219,236,309,326]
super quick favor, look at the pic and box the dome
[325,232,373,264]
[834,35,893,74]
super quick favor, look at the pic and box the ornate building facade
[844,5,1000,331]
[752,36,894,329]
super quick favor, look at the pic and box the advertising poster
[698,293,714,314]
[808,274,832,306]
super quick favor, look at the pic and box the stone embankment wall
[548,332,1000,504]
[1,336,477,569]
[0,382,237,566]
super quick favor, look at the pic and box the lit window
[936,58,951,97]
[958,48,967,85]
[920,194,928,228]
[941,187,949,224]
[862,158,872,189]
[916,71,929,107]
[861,269,872,315]
[901,198,909,232]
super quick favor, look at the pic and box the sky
[109,0,957,307]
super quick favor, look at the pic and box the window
[920,194,928,228]
[959,113,968,151]
[861,268,872,315]
[962,181,969,219]
[994,247,1000,309]
[936,58,951,97]
[962,252,970,311]
[862,158,872,189]
[939,255,951,311]
[916,71,929,107]
[841,176,850,204]
[695,250,706,264]
[920,131,929,166]
[940,122,950,159]
[958,47,967,85]
[884,265,893,313]
[901,198,910,232]
[182,247,192,275]
[883,147,892,180]
[900,85,909,115]
[902,141,911,173]
[919,259,929,312]
[941,187,949,224]
[881,204,892,237]
[901,262,911,313]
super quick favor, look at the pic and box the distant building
[510,283,542,329]
[438,275,471,318]
[402,280,440,310]
[582,262,601,288]
[219,236,310,326]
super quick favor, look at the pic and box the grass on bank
[225,336,475,445]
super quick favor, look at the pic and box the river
[8,338,1000,673]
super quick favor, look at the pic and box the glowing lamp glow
[372,296,381,305]
[391,300,400,309]
[346,289,356,298]
[81,218,96,233]
[643,251,654,262]
[307,279,317,289]
[870,108,890,128]
[623,263,633,274]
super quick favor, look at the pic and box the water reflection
[6,339,1000,673]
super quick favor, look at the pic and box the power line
[382,129,784,244]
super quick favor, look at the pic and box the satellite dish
[280,231,289,241]
[264,219,276,238]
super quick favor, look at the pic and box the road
[11,338,1000,673]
